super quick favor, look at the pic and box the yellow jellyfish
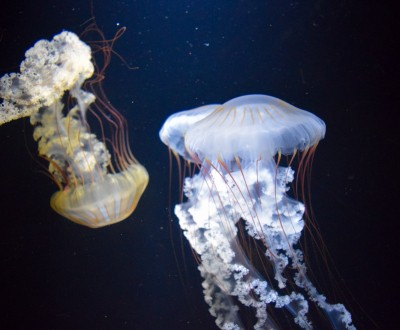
[0,31,148,228]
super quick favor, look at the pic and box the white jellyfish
[0,31,148,228]
[160,95,355,329]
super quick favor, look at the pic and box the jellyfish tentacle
[175,161,313,329]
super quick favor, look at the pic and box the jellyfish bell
[184,94,326,163]
[160,95,354,329]
[0,31,149,228]
[159,104,220,162]
[49,161,148,228]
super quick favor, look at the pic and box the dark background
[0,1,397,329]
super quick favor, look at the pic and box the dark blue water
[0,1,397,329]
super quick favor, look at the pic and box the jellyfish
[160,95,355,329]
[0,31,149,228]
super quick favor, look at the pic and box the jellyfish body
[50,163,148,228]
[0,31,148,228]
[160,95,355,329]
